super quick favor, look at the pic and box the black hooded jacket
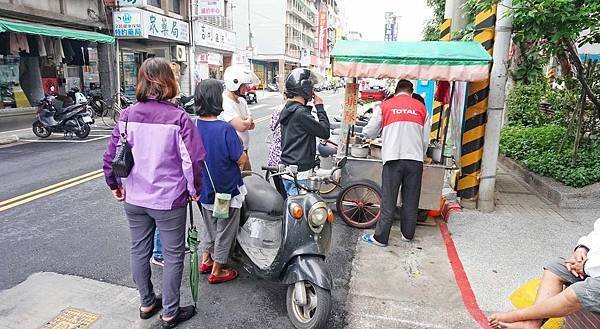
[279,101,330,172]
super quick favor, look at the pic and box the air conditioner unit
[172,45,187,62]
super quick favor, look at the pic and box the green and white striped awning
[0,18,114,44]
[332,40,492,82]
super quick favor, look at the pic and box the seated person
[489,217,600,329]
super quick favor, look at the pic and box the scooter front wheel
[32,120,51,138]
[286,281,331,329]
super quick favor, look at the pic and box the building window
[148,0,161,8]
[170,0,181,14]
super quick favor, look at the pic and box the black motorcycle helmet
[285,68,323,102]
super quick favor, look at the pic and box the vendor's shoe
[361,233,387,247]
[199,263,213,274]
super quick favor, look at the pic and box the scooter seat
[243,174,284,217]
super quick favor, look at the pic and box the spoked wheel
[336,179,382,228]
[32,120,51,138]
[286,281,331,329]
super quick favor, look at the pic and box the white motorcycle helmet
[223,65,260,93]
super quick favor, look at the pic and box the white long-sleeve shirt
[363,94,430,164]
[577,217,600,277]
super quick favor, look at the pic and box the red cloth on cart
[435,81,451,104]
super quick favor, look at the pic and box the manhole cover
[41,307,98,329]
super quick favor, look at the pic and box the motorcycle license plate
[82,116,93,123]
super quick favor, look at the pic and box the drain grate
[41,307,99,329]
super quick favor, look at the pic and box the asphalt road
[0,90,352,328]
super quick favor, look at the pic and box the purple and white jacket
[103,99,205,210]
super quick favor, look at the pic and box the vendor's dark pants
[374,159,423,244]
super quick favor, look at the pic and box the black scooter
[238,159,347,329]
[32,93,93,139]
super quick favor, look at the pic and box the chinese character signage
[114,9,189,44]
[117,0,146,7]
[317,5,328,56]
[114,11,145,38]
[146,12,189,43]
[343,83,359,125]
[198,0,224,16]
[193,22,236,52]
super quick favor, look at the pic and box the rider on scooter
[279,68,331,196]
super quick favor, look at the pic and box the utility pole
[450,0,468,37]
[247,0,253,70]
[478,0,513,212]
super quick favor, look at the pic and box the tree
[422,0,446,41]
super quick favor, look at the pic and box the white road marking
[0,128,31,134]
[19,135,110,143]
[248,104,268,110]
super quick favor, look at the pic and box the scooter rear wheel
[32,120,51,138]
[75,123,91,139]
[286,281,331,329]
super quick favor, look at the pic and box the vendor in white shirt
[220,65,258,171]
[490,217,600,328]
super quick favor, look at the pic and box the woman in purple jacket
[103,57,204,328]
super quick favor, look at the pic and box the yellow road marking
[0,169,103,212]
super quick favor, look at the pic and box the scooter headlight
[308,202,328,232]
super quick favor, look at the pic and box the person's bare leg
[201,252,213,266]
[211,262,231,277]
[490,288,582,328]
[534,270,565,303]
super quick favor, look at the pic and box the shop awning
[0,18,114,44]
[332,40,492,81]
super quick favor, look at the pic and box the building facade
[233,0,319,89]
[0,0,114,108]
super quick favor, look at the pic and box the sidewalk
[448,163,600,314]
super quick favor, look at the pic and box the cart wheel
[336,179,381,228]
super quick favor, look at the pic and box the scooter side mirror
[337,157,348,168]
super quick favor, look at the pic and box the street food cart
[327,40,492,227]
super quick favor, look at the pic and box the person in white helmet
[220,65,259,171]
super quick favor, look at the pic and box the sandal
[139,294,162,320]
[208,269,239,284]
[199,263,213,274]
[161,305,196,329]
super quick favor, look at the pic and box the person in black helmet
[279,68,331,196]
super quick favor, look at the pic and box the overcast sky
[343,0,434,41]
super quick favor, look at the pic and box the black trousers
[374,159,423,244]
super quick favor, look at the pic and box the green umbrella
[186,201,199,307]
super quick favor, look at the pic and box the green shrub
[500,125,600,187]
[506,82,549,127]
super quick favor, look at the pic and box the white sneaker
[400,233,411,242]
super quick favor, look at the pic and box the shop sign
[198,0,224,16]
[114,10,145,38]
[342,83,359,125]
[193,22,235,52]
[146,11,189,43]
[114,9,190,43]
[233,50,251,65]
[117,0,146,7]
[300,49,310,67]
[317,4,328,56]
[197,52,223,66]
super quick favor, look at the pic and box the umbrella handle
[188,200,194,227]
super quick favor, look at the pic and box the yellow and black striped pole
[457,6,497,200]
[430,18,452,141]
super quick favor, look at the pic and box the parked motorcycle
[32,92,93,139]
[266,82,279,92]
[177,94,195,114]
[238,159,347,329]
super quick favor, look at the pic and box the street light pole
[478,0,513,212]
[247,0,253,70]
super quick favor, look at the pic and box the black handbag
[111,120,134,177]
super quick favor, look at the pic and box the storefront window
[170,0,181,14]
[0,55,19,108]
[120,51,142,100]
